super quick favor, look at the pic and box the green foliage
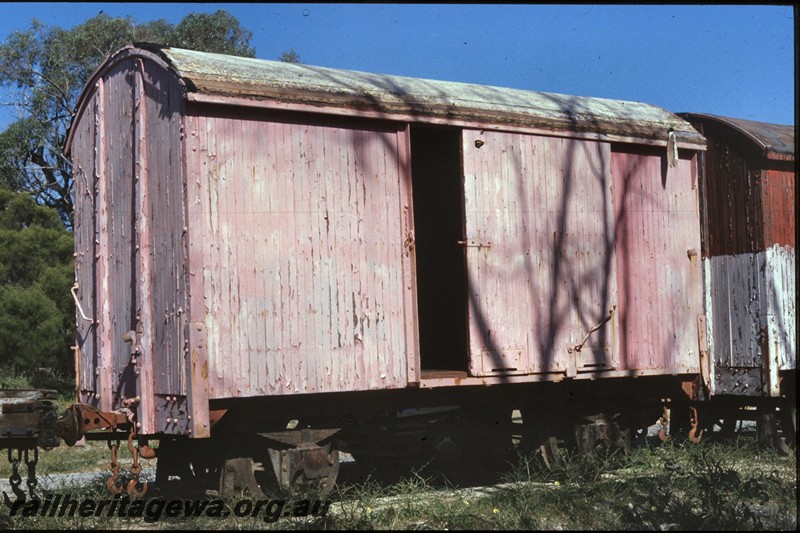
[0,9,260,391]
[0,284,64,369]
[169,10,255,57]
[0,189,74,389]
[0,10,255,226]
[279,48,303,64]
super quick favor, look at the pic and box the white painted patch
[704,245,796,397]
[764,244,796,371]
[702,257,716,395]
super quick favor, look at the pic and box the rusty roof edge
[155,46,704,145]
[679,112,795,158]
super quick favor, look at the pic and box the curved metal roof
[67,44,706,150]
[680,113,794,158]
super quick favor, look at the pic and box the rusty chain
[24,448,38,500]
[106,441,123,495]
[3,448,34,505]
[8,449,24,501]
[104,426,148,498]
[126,426,147,498]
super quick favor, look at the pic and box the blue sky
[0,3,795,130]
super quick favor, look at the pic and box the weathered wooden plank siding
[689,116,795,396]
[762,169,795,249]
[705,253,765,369]
[704,244,795,394]
[142,59,188,399]
[612,148,702,371]
[461,131,618,376]
[702,134,763,257]
[765,245,796,371]
[185,108,411,398]
[133,60,157,433]
[184,110,211,436]
[102,60,137,407]
[72,90,98,398]
[761,166,794,377]
[73,54,190,428]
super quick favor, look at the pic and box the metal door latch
[457,239,492,249]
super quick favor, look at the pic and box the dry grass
[1,436,795,530]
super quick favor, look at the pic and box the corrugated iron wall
[612,147,702,372]
[184,108,414,398]
[461,131,618,376]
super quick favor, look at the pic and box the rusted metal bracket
[122,330,141,366]
[458,238,492,249]
[569,305,617,354]
[688,406,703,443]
[64,399,148,499]
[696,314,712,397]
[268,444,339,495]
[265,428,340,495]
[56,403,130,446]
[220,457,267,499]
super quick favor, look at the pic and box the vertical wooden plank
[354,126,370,387]
[461,131,617,377]
[229,109,246,389]
[73,90,99,400]
[94,73,112,411]
[201,110,220,396]
[191,111,410,397]
[397,125,419,384]
[133,59,155,433]
[184,108,210,437]
[612,147,702,372]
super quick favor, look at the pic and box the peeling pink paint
[612,148,703,371]
[67,45,708,438]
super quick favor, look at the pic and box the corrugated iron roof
[680,113,794,158]
[140,44,703,145]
